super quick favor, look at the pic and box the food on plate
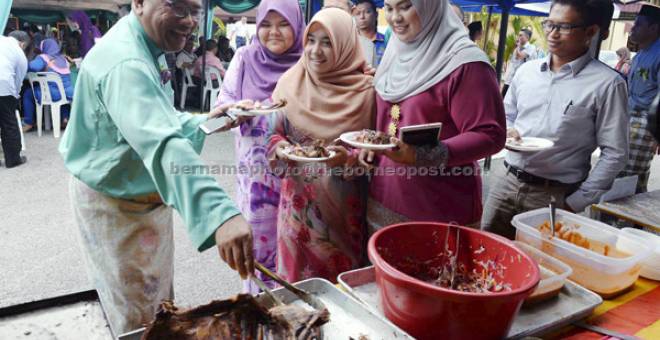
[284,140,331,159]
[506,137,522,145]
[233,99,287,111]
[506,137,538,148]
[141,294,329,340]
[349,335,370,340]
[354,129,391,145]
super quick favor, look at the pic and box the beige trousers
[69,177,174,336]
[481,171,579,240]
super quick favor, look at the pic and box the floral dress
[268,112,367,283]
[233,115,281,291]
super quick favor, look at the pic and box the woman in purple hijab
[215,0,304,293]
[67,10,102,58]
[22,39,74,131]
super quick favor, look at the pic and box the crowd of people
[0,10,103,168]
[1,8,246,160]
[0,0,658,335]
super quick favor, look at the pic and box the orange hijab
[272,8,375,142]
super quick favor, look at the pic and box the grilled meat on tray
[141,294,329,340]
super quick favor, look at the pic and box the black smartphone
[399,123,443,146]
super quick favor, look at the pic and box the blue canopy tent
[458,2,549,16]
[303,0,550,82]
[371,0,547,16]
[359,0,551,82]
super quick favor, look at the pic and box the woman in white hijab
[360,0,506,231]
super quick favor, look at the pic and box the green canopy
[12,0,130,13]
[212,0,260,13]
[10,9,118,26]
[10,9,64,25]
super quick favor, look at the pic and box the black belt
[504,161,573,187]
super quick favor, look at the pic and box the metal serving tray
[338,266,603,339]
[122,278,414,340]
[0,290,115,339]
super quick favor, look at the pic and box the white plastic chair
[28,72,70,138]
[179,68,196,109]
[202,67,223,111]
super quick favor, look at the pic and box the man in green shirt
[59,0,253,334]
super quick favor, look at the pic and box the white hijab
[375,0,491,103]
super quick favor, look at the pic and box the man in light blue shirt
[0,31,30,168]
[502,28,538,97]
[620,4,660,193]
[59,0,253,333]
[483,0,628,239]
[354,0,388,67]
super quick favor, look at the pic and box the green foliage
[476,9,547,66]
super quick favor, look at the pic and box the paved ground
[0,130,242,311]
[1,129,658,314]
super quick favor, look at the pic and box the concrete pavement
[0,131,242,310]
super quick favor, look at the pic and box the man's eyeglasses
[164,0,202,22]
[542,20,587,35]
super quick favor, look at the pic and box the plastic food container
[617,228,660,281]
[368,222,539,340]
[512,208,651,298]
[514,241,573,304]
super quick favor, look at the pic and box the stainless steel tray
[121,278,414,340]
[338,266,603,340]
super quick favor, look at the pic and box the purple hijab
[235,0,305,101]
[40,39,70,74]
[68,10,102,57]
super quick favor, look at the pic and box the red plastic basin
[368,222,540,340]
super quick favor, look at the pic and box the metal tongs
[450,227,460,289]
[250,273,285,307]
[440,225,461,289]
[549,196,557,237]
[254,261,326,311]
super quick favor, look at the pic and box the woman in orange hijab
[267,8,375,282]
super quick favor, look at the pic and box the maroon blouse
[370,62,506,225]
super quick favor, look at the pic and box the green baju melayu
[59,13,240,335]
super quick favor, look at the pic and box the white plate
[283,150,336,163]
[228,107,281,117]
[340,131,396,151]
[506,137,554,152]
[227,101,286,117]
